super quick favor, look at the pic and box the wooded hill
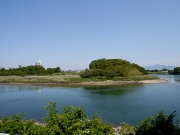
[80,58,148,78]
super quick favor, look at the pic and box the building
[35,59,42,66]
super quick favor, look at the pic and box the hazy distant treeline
[80,58,148,78]
[169,67,180,75]
[0,65,61,76]
[147,67,180,75]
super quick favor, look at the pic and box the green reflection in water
[84,84,142,96]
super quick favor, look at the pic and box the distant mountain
[144,65,176,70]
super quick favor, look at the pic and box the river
[0,75,180,125]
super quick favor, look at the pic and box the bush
[80,69,93,78]
[0,101,114,135]
[43,101,114,134]
[119,122,135,135]
[135,111,180,135]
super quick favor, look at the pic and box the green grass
[113,75,159,81]
[148,72,168,74]
[0,74,160,84]
[0,75,79,83]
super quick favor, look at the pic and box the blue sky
[0,0,180,70]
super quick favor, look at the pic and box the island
[0,58,168,86]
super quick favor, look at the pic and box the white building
[35,59,42,66]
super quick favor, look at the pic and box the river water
[0,75,180,125]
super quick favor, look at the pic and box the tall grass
[113,75,159,81]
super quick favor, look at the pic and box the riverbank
[0,75,168,86]
[65,79,168,86]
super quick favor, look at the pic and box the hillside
[80,58,147,78]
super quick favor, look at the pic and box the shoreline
[0,79,168,86]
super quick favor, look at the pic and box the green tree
[0,65,62,76]
[46,68,54,74]
[54,67,61,73]
[80,69,93,78]
[43,101,114,134]
[136,111,180,135]
[132,63,148,75]
[0,68,5,71]
[162,68,168,71]
[173,67,180,75]
[81,58,144,78]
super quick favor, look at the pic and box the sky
[0,0,180,70]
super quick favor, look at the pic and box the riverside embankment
[0,75,167,86]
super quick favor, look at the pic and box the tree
[81,58,144,78]
[132,63,148,75]
[0,68,5,71]
[173,67,180,75]
[54,67,61,73]
[136,111,180,135]
[46,68,54,74]
[0,65,61,76]
[162,68,168,71]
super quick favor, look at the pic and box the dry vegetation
[0,74,80,83]
[0,74,162,86]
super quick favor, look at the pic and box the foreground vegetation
[0,74,159,84]
[0,101,180,135]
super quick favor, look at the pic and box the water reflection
[36,87,42,93]
[175,77,180,82]
[91,89,137,96]
[0,85,42,93]
[82,84,147,118]
[84,85,142,96]
[84,85,141,90]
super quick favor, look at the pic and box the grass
[0,75,107,83]
[0,74,160,84]
[148,72,168,74]
[0,75,79,83]
[113,75,160,81]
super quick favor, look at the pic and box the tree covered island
[80,58,148,78]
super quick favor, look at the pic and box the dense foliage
[131,63,148,75]
[173,67,180,75]
[0,66,60,76]
[0,101,113,135]
[0,101,179,135]
[136,111,180,135]
[80,58,147,78]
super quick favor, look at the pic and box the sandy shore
[0,79,168,86]
[138,79,168,84]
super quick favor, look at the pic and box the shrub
[135,111,180,135]
[0,101,114,135]
[43,101,114,134]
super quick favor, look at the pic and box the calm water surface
[0,75,180,125]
